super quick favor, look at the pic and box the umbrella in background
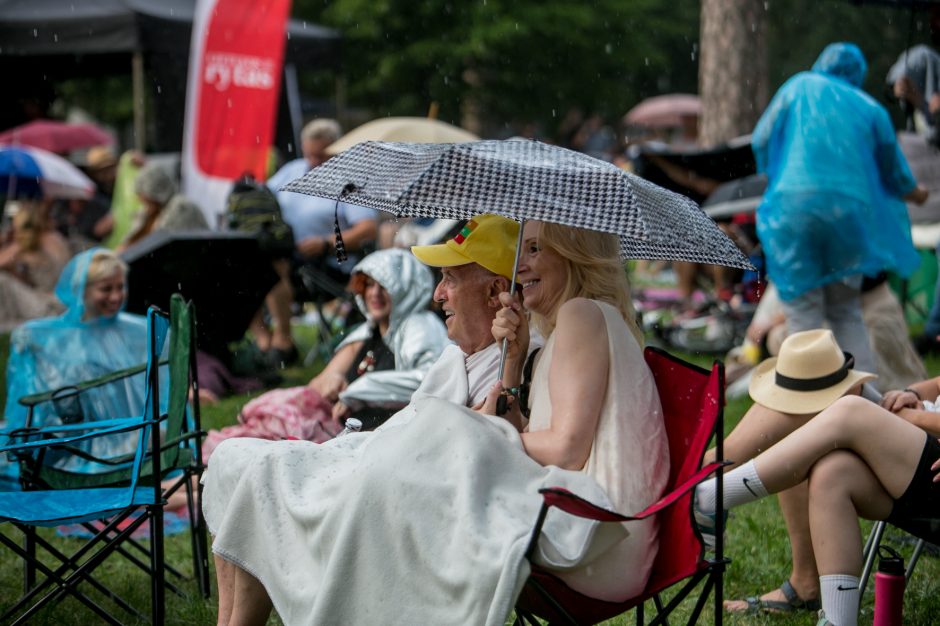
[285,139,753,270]
[326,117,479,155]
[624,94,702,128]
[701,174,768,219]
[121,230,278,357]
[0,120,114,155]
[0,144,95,199]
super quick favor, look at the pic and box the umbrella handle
[496,219,525,416]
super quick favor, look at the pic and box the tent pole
[132,52,146,152]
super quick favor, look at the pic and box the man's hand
[297,235,329,259]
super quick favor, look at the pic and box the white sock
[820,574,860,626]
[696,460,768,514]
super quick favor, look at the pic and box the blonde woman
[485,220,668,601]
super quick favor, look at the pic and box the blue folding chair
[0,306,172,624]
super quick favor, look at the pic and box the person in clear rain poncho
[2,247,159,482]
[752,42,928,376]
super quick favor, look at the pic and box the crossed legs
[700,395,926,625]
[704,402,820,606]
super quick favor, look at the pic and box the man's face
[433,264,501,354]
[302,137,332,169]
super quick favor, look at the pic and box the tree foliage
[295,0,701,136]
[295,0,937,137]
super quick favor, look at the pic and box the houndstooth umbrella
[283,139,753,269]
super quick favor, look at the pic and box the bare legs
[750,395,923,498]
[252,259,295,353]
[215,555,273,626]
[807,451,894,577]
[705,403,820,605]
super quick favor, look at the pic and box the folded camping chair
[10,294,210,602]
[514,346,728,626]
[0,304,175,624]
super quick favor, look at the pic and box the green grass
[2,334,940,624]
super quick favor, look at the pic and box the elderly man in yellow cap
[409,214,540,407]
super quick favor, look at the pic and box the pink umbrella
[624,94,702,128]
[0,120,114,154]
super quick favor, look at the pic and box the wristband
[904,387,923,401]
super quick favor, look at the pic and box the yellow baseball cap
[411,214,519,280]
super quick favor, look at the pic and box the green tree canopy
[296,0,701,137]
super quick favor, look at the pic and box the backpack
[225,175,295,257]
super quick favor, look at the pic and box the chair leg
[860,521,887,599]
[186,470,212,598]
[906,538,926,580]
[150,505,166,625]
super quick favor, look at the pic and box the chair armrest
[524,461,730,560]
[0,416,163,455]
[17,358,167,408]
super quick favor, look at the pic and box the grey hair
[134,163,177,205]
[301,118,342,143]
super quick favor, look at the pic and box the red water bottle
[873,545,905,626]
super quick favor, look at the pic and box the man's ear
[487,276,511,307]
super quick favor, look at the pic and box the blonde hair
[12,205,42,252]
[86,249,128,285]
[530,222,643,346]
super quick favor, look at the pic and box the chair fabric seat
[0,487,159,526]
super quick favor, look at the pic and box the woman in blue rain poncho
[2,247,153,481]
[752,42,928,374]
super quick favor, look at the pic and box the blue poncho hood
[812,42,867,88]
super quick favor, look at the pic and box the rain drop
[32,28,38,38]
[644,57,649,66]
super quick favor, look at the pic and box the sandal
[725,579,821,614]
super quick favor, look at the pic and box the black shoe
[267,345,299,369]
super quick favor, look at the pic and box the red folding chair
[514,346,728,626]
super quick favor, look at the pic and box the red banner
[192,0,290,180]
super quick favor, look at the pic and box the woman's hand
[332,401,350,424]
[309,371,347,403]
[880,389,922,413]
[492,291,529,370]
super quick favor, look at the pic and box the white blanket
[204,397,624,626]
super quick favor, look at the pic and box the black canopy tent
[0,0,341,154]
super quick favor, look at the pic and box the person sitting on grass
[201,248,449,458]
[694,329,940,626]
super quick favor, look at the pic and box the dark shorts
[885,435,940,541]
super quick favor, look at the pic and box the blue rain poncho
[752,42,919,301]
[2,248,157,480]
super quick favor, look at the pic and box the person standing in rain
[752,42,928,376]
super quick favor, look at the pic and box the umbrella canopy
[326,117,479,155]
[0,120,113,154]
[121,230,278,355]
[624,94,702,128]
[0,144,95,199]
[702,174,767,219]
[284,139,752,270]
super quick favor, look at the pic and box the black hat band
[775,352,854,392]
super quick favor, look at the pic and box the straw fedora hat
[749,329,876,414]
